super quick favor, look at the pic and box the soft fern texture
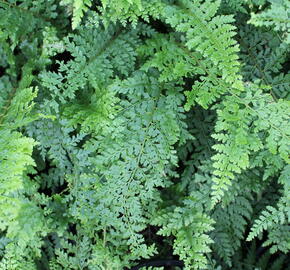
[0,0,289,269]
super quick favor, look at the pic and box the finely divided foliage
[0,0,289,269]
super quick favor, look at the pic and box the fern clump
[0,0,289,269]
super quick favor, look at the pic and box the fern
[211,83,289,204]
[0,79,46,269]
[152,197,215,270]
[67,71,190,266]
[247,165,290,253]
[238,24,290,99]
[162,0,244,92]
[249,0,290,42]
[231,240,289,270]
[212,195,252,265]
[0,0,289,269]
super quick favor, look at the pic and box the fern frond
[153,195,214,270]
[163,0,243,91]
[249,0,290,35]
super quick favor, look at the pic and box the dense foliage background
[0,0,289,269]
